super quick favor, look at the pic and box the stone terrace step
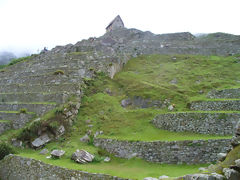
[207,88,240,99]
[0,103,56,115]
[94,138,231,164]
[190,100,240,111]
[0,66,93,81]
[0,83,81,93]
[0,92,74,104]
[0,121,11,134]
[0,71,86,85]
[0,111,35,129]
[152,112,240,135]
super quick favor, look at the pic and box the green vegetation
[0,142,15,160]
[19,108,27,114]
[0,54,239,179]
[17,137,206,179]
[0,56,32,70]
[53,70,65,75]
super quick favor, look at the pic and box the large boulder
[217,153,227,162]
[31,134,51,148]
[183,173,224,180]
[71,149,94,163]
[51,150,65,158]
[223,168,240,180]
[143,178,158,180]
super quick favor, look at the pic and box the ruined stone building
[106,15,124,32]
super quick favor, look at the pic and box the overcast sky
[0,0,240,55]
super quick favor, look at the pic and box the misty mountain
[0,51,17,65]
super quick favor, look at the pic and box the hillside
[0,25,240,179]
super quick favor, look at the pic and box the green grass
[17,137,206,179]
[0,110,35,114]
[0,56,32,71]
[1,54,239,178]
[0,120,10,123]
[76,93,231,141]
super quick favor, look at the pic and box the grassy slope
[1,54,240,179]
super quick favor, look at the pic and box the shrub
[19,108,27,113]
[53,70,64,75]
[92,154,104,163]
[0,143,15,160]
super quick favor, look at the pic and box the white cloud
[0,0,239,54]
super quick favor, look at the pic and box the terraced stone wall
[0,155,127,180]
[207,88,240,99]
[152,113,240,135]
[0,122,11,134]
[94,138,231,164]
[190,100,240,111]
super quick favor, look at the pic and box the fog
[0,0,240,57]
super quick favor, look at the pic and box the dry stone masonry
[94,138,231,164]
[190,100,240,111]
[0,155,128,180]
[152,112,240,135]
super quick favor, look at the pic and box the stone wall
[207,88,240,99]
[0,155,128,180]
[0,103,56,115]
[0,122,11,134]
[0,112,34,129]
[152,112,240,135]
[0,92,71,104]
[190,100,240,111]
[94,138,231,164]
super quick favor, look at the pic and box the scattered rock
[235,159,240,167]
[85,119,91,124]
[231,135,240,147]
[143,177,158,180]
[11,138,23,148]
[217,153,227,161]
[71,149,94,163]
[94,131,104,138]
[170,78,178,85]
[51,150,65,158]
[104,157,111,162]
[168,105,174,111]
[80,134,90,143]
[183,173,224,180]
[56,125,65,137]
[31,134,51,148]
[121,98,131,107]
[223,168,240,179]
[198,167,207,172]
[46,156,51,159]
[159,175,169,179]
[39,148,49,155]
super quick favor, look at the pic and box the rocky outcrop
[94,138,231,164]
[0,155,128,180]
